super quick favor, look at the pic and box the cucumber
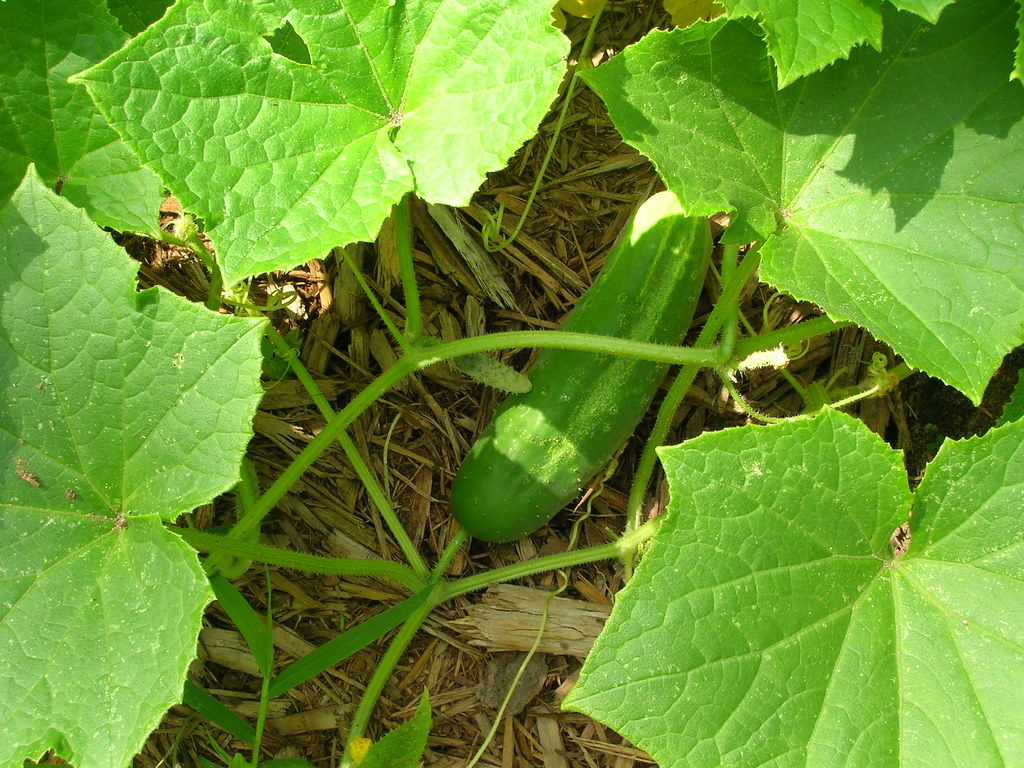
[449,191,711,542]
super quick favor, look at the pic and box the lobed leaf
[105,0,172,35]
[565,409,1024,768]
[996,368,1024,427]
[0,168,266,768]
[0,0,163,234]
[1017,0,1024,81]
[718,0,953,86]
[583,0,1024,403]
[76,0,568,285]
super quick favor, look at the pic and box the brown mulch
[114,5,1024,768]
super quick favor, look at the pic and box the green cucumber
[449,191,712,542]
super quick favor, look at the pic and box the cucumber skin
[450,192,712,542]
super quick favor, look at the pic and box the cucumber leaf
[0,0,163,234]
[583,0,1024,403]
[565,410,1024,768]
[105,0,172,36]
[0,168,265,768]
[1017,0,1024,81]
[996,368,1024,427]
[1015,0,1024,81]
[76,0,568,286]
[717,0,952,86]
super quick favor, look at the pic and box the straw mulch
[112,4,1024,768]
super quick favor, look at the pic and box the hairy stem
[226,359,419,543]
[340,593,437,765]
[159,225,223,311]
[624,245,749,536]
[622,249,747,572]
[180,529,424,591]
[720,375,793,423]
[434,520,661,604]
[731,315,849,361]
[337,244,413,354]
[265,326,429,579]
[419,330,726,367]
[433,527,470,579]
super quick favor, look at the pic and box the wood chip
[368,328,408,392]
[261,379,341,410]
[536,716,570,768]
[454,585,611,658]
[426,202,515,308]
[335,243,369,327]
[375,213,400,290]
[268,704,351,736]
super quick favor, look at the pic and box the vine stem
[158,225,223,310]
[720,375,793,423]
[621,247,852,574]
[624,245,755,543]
[340,591,438,766]
[823,361,915,409]
[224,330,740,546]
[623,330,726,542]
[434,527,470,578]
[338,529,467,765]
[730,315,851,362]
[265,326,430,580]
[421,330,727,367]
[340,518,655,766]
[226,359,418,544]
[433,519,662,604]
[180,529,424,590]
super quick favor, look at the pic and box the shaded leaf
[583,0,1024,402]
[0,0,163,233]
[105,0,171,35]
[996,368,1024,427]
[719,0,952,86]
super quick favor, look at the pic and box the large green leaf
[0,168,265,768]
[719,0,952,86]
[583,0,1024,403]
[76,0,568,285]
[0,0,163,234]
[565,410,1024,768]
